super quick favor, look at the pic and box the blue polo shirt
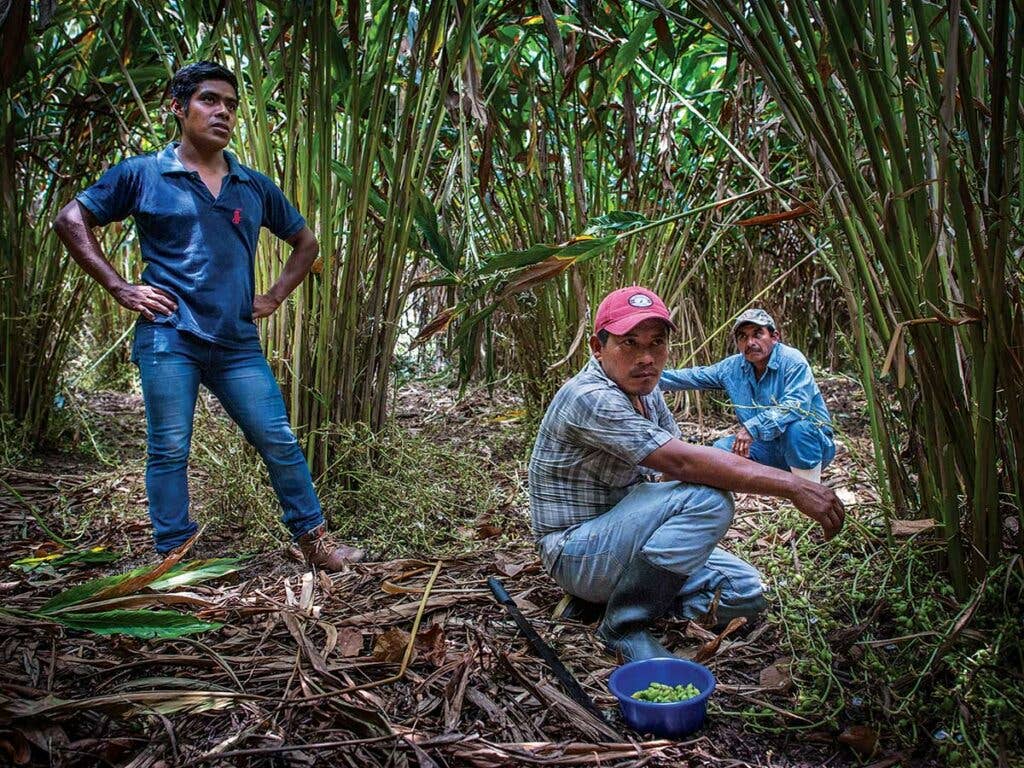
[76,143,305,348]
[660,343,833,442]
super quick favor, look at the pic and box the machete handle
[488,576,512,605]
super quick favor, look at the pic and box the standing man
[54,61,362,570]
[661,309,836,484]
[530,287,844,661]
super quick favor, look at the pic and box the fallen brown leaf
[494,554,527,578]
[476,524,503,540]
[336,627,364,658]
[414,624,447,667]
[838,725,879,757]
[890,519,936,536]
[759,658,793,692]
[693,617,746,663]
[372,627,410,663]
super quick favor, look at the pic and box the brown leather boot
[296,525,365,571]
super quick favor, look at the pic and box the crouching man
[661,308,835,484]
[54,61,361,570]
[529,287,844,661]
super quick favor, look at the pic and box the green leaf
[590,12,657,109]
[587,211,651,233]
[39,557,246,614]
[47,609,222,639]
[148,558,249,591]
[331,161,389,217]
[38,565,153,614]
[10,546,121,572]
[412,188,455,272]
[481,236,616,274]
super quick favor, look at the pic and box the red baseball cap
[594,286,676,335]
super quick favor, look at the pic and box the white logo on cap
[628,293,654,308]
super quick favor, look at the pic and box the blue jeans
[539,482,766,622]
[714,419,836,471]
[132,323,324,553]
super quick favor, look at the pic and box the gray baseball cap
[732,308,776,335]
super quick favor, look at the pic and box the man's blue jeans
[538,482,766,622]
[132,323,324,553]
[714,420,836,471]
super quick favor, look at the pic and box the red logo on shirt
[232,209,242,225]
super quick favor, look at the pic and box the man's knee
[781,419,824,468]
[711,488,736,535]
[246,419,301,461]
[668,484,735,535]
[785,419,818,442]
[147,429,192,465]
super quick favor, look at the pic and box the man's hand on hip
[790,479,845,540]
[732,426,753,458]
[252,293,282,320]
[113,284,177,321]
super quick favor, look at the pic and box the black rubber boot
[553,594,605,624]
[596,557,687,662]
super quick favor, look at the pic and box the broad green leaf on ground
[148,558,249,590]
[38,567,153,614]
[39,556,246,614]
[45,609,222,639]
[10,546,121,572]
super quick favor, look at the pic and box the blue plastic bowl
[608,658,716,738]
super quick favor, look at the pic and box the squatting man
[529,287,844,661]
[54,61,361,570]
[661,308,835,484]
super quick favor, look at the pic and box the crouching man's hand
[732,426,753,458]
[790,479,845,540]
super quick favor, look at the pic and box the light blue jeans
[539,482,766,622]
[132,323,324,553]
[714,419,835,471]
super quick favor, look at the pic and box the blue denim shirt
[77,143,305,348]
[660,343,832,442]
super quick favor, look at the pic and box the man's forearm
[53,201,129,294]
[646,440,798,499]
[266,228,318,303]
[643,437,844,539]
[659,365,723,392]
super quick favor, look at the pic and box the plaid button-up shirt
[528,357,680,539]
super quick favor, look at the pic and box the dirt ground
[0,377,936,767]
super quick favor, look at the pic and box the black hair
[169,61,238,114]
[597,329,610,345]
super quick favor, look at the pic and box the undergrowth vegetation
[147,398,530,558]
[725,504,1024,764]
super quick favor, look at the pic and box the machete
[488,576,610,725]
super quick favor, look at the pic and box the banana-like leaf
[10,546,121,572]
[44,609,222,639]
[587,211,651,233]
[589,12,657,109]
[48,592,217,614]
[481,235,616,274]
[148,558,249,590]
[39,552,245,614]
